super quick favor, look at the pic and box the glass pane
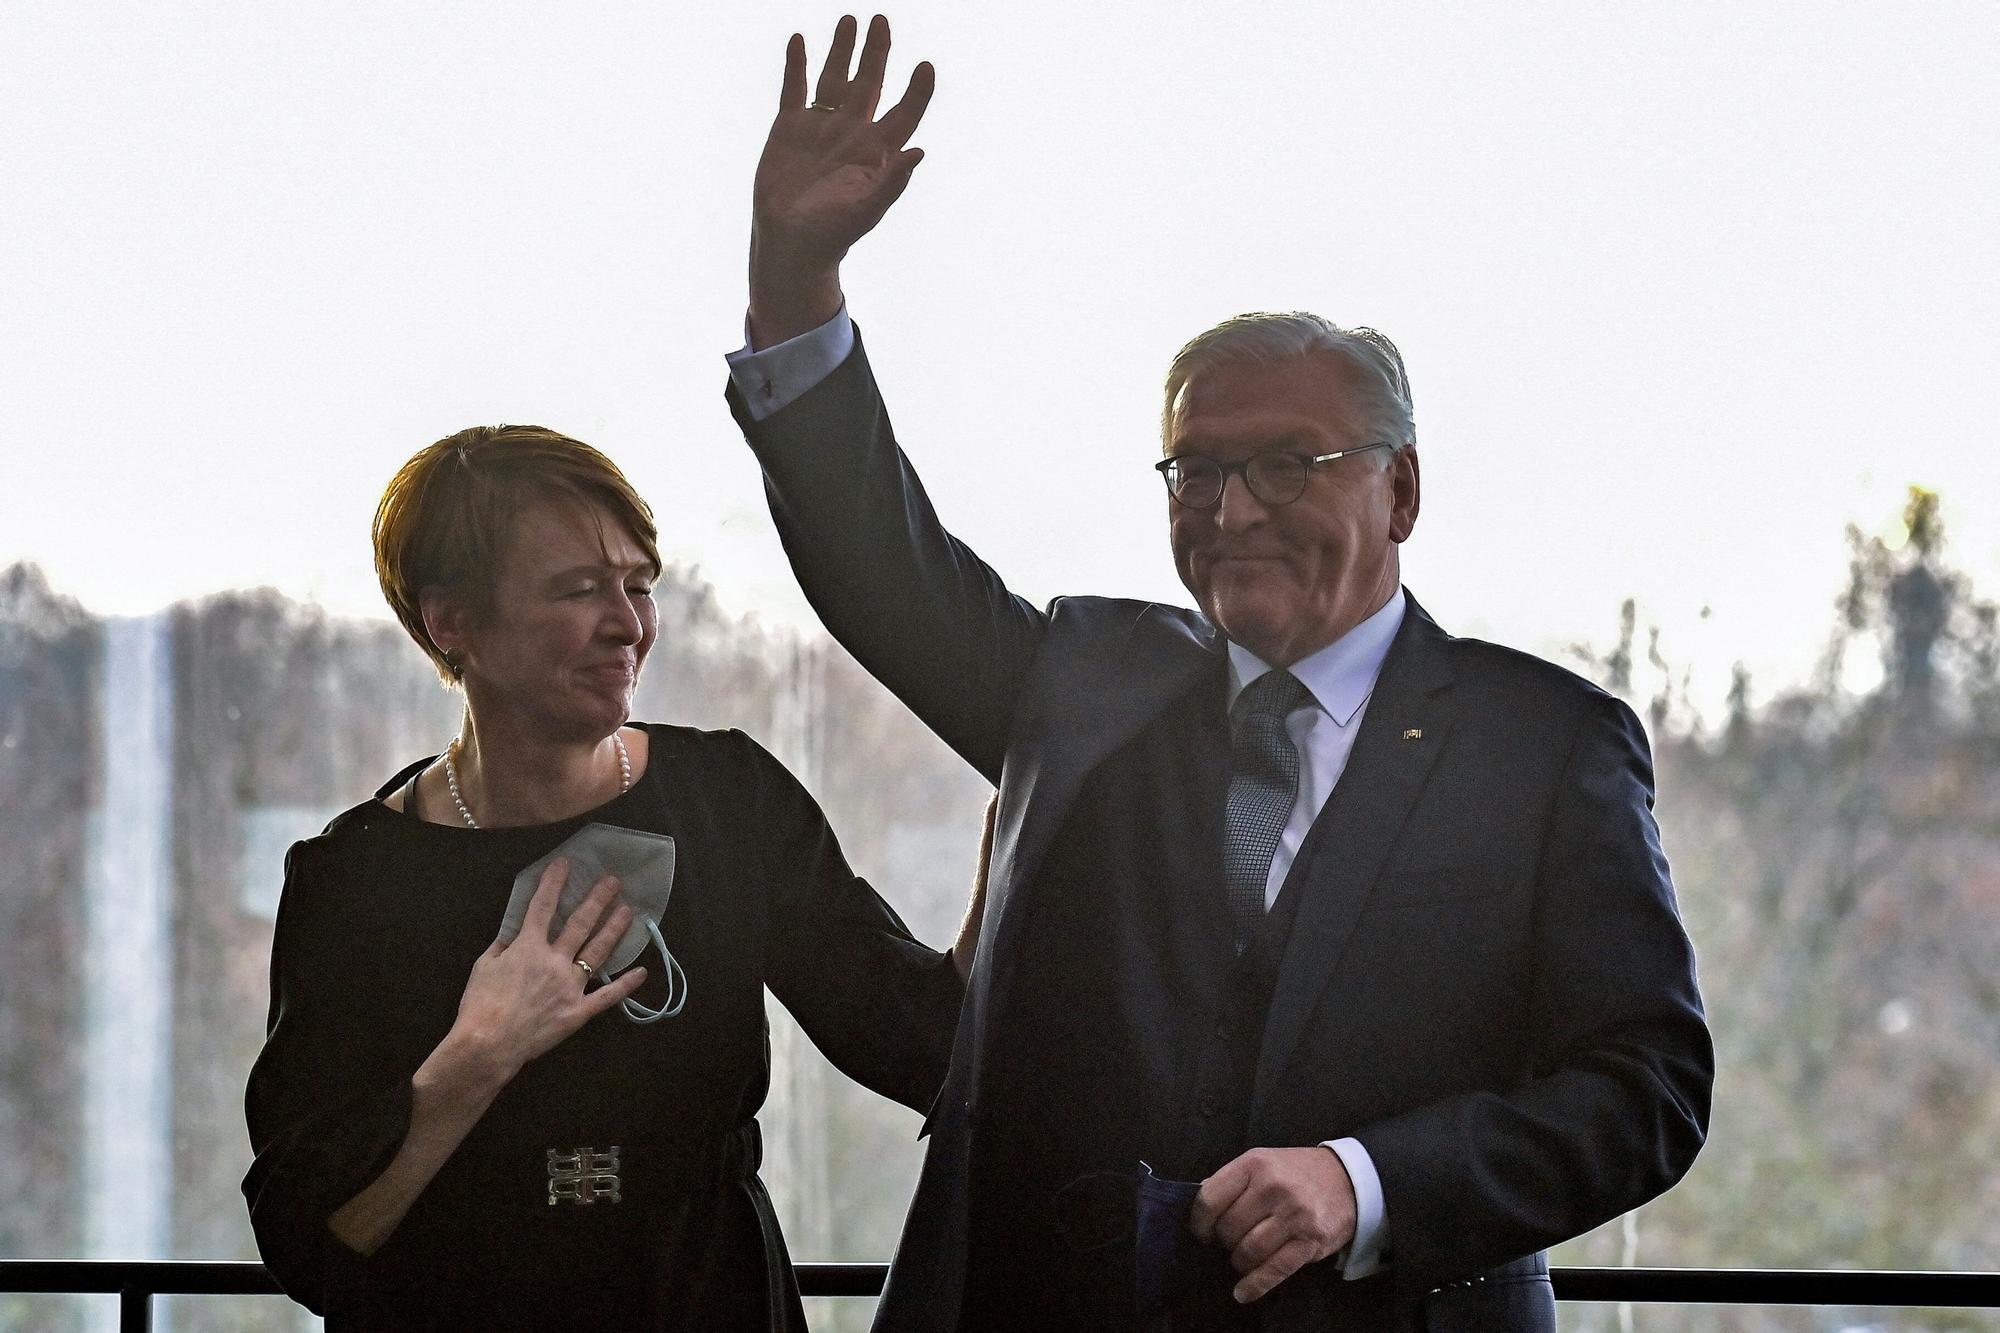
[1557,1304,2000,1332]
[10,503,2000,1313]
[161,1293,322,1332]
[0,571,988,1321]
[0,1294,115,1333]
[804,1296,878,1333]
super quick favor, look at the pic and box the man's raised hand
[749,14,934,347]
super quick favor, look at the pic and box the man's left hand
[1189,1146,1357,1304]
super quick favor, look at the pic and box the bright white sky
[5,2,1996,719]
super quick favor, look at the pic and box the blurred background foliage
[0,488,1994,1330]
[1555,489,2000,1331]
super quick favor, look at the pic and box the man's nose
[1215,472,1272,533]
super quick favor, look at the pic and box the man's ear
[1388,445,1421,544]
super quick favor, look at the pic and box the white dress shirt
[725,309,856,420]
[729,308,1394,1278]
[1222,590,1404,1279]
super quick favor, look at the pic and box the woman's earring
[443,648,463,680]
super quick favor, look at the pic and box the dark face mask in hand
[499,822,689,1023]
[1055,1162,1212,1316]
[1135,1163,1208,1314]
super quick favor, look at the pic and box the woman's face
[449,496,659,744]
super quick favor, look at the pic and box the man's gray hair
[1161,312,1416,457]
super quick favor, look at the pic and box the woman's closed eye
[557,580,652,602]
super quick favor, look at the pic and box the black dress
[242,724,964,1330]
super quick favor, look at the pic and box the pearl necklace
[441,731,631,830]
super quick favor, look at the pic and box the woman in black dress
[243,425,976,1329]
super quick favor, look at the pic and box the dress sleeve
[743,734,966,1115]
[240,841,416,1316]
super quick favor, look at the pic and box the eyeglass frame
[1152,442,1397,510]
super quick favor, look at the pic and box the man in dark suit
[726,17,1712,1330]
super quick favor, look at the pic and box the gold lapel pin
[1402,728,1423,741]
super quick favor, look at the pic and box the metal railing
[3,1260,1998,1331]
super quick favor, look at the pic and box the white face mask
[498,822,688,1023]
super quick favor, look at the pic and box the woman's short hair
[1161,312,1416,457]
[373,424,662,685]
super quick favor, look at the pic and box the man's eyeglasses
[1153,443,1394,510]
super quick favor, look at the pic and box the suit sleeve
[744,733,967,1113]
[727,329,1046,784]
[240,844,415,1316]
[726,306,857,420]
[1356,693,1713,1294]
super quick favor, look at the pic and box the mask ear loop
[621,916,688,1024]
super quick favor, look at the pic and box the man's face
[1167,353,1420,667]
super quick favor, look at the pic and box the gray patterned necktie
[1224,669,1314,954]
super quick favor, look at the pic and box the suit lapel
[962,605,1223,1096]
[1253,599,1458,1111]
[997,605,1221,917]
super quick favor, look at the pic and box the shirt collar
[1225,588,1407,728]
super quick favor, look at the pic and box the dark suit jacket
[730,332,1712,1331]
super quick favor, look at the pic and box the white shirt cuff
[1323,1137,1389,1279]
[725,306,856,422]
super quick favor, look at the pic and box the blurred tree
[0,564,95,1333]
[6,481,1998,1331]
[1556,491,2000,1332]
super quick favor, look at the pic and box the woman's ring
[574,958,594,981]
